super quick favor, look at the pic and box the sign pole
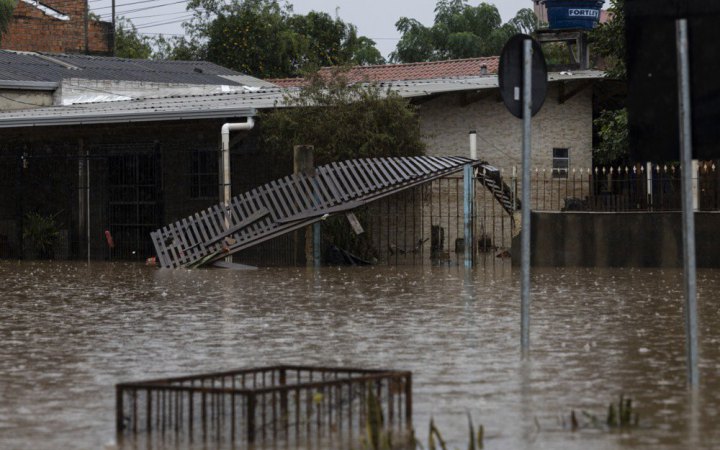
[464,164,474,269]
[521,38,533,357]
[676,18,699,387]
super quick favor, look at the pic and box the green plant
[562,394,640,431]
[22,211,61,259]
[606,394,639,428]
[0,0,17,44]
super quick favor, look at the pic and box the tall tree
[589,0,628,164]
[181,0,384,78]
[590,0,625,80]
[260,70,425,168]
[0,0,17,44]
[114,17,153,59]
[391,1,536,63]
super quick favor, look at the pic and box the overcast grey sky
[90,0,533,59]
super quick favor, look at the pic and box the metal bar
[521,38,533,357]
[677,19,699,387]
[464,164,474,268]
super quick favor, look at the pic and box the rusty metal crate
[116,365,412,449]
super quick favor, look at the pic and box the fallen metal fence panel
[116,365,412,449]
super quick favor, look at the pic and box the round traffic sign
[498,34,548,118]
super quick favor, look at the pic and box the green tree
[152,35,205,61]
[590,0,625,80]
[114,17,153,59]
[594,108,628,165]
[0,0,17,44]
[182,0,384,78]
[590,0,628,164]
[391,1,536,63]
[259,69,425,169]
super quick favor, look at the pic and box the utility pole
[112,0,116,56]
[84,0,89,54]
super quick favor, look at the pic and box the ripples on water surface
[1,260,720,449]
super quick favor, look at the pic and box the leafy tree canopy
[0,0,17,44]
[179,0,384,78]
[259,70,425,169]
[589,0,628,164]
[114,17,153,60]
[391,1,538,63]
[590,0,625,80]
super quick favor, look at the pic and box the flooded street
[1,260,720,449]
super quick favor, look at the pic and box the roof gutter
[0,80,59,91]
[0,107,257,129]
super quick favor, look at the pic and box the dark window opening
[190,147,218,199]
[553,148,569,178]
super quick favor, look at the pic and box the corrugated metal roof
[0,51,252,86]
[0,70,605,129]
[0,89,265,128]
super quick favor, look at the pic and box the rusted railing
[116,365,412,449]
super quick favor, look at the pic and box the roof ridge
[318,56,499,72]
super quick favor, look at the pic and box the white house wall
[418,83,593,171]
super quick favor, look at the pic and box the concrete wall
[417,83,593,170]
[513,212,720,268]
[0,89,53,110]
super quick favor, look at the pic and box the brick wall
[1,0,111,54]
[418,83,593,170]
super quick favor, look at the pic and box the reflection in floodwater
[1,260,719,449]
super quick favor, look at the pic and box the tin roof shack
[0,51,275,260]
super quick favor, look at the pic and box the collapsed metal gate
[151,156,518,269]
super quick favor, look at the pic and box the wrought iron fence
[133,162,720,267]
[116,365,412,449]
[528,163,720,212]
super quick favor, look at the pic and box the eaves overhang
[0,80,59,91]
[0,107,257,129]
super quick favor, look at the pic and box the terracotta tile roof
[267,77,309,88]
[267,56,499,88]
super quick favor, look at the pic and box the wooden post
[294,145,316,267]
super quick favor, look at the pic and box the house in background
[0,52,608,263]
[1,0,112,55]
[273,57,603,174]
[0,51,278,260]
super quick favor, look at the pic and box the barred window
[190,148,218,199]
[553,148,569,178]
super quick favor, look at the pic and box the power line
[92,0,177,11]
[134,16,193,30]
[103,10,190,21]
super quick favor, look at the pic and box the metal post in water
[520,38,533,357]
[463,164,474,268]
[86,148,90,264]
[313,222,321,267]
[646,161,653,209]
[676,19,699,387]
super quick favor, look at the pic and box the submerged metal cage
[116,365,412,448]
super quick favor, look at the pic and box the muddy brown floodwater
[1,260,720,449]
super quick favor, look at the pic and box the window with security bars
[190,147,218,199]
[553,148,569,178]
